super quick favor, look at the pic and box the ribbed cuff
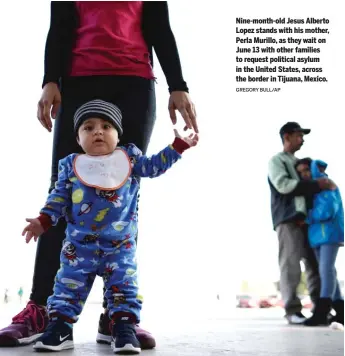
[37,213,53,232]
[172,137,190,154]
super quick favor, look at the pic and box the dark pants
[277,222,321,315]
[30,76,156,306]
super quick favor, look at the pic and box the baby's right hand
[22,218,44,243]
[173,129,199,148]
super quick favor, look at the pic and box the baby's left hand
[174,129,199,148]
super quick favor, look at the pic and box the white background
[0,0,343,315]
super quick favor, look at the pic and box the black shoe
[96,313,112,344]
[111,322,141,355]
[33,319,74,351]
[285,312,307,325]
[331,299,344,325]
[304,298,332,326]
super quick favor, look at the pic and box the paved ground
[0,302,343,355]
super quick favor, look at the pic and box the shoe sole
[0,333,43,347]
[330,322,344,330]
[285,316,306,325]
[287,320,306,325]
[33,340,74,352]
[304,322,330,327]
[96,332,111,345]
[111,342,141,354]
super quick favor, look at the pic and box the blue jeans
[313,244,343,301]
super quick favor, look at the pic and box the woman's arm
[143,1,189,93]
[42,1,77,88]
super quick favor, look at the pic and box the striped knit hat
[74,99,123,136]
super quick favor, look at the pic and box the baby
[22,99,198,354]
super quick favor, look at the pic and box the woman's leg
[305,244,337,326]
[96,76,157,349]
[99,76,156,154]
[30,80,99,305]
[0,77,110,347]
[318,244,339,299]
[320,244,344,325]
[332,271,343,302]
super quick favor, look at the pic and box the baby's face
[296,163,311,180]
[77,118,119,156]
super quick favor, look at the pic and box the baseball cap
[279,122,311,137]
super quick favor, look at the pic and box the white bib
[73,149,132,190]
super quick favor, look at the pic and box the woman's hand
[37,82,62,132]
[168,91,198,133]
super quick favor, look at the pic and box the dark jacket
[43,1,188,93]
[268,152,321,230]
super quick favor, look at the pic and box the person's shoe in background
[285,312,307,325]
[0,301,48,346]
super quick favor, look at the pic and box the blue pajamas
[48,236,140,322]
[41,143,182,323]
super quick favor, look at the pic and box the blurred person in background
[268,122,334,325]
[296,158,344,326]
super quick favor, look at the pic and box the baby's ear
[76,136,80,145]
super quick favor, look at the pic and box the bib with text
[73,149,132,190]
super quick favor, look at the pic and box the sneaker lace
[12,303,46,333]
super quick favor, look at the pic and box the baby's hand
[174,129,199,148]
[22,218,44,243]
